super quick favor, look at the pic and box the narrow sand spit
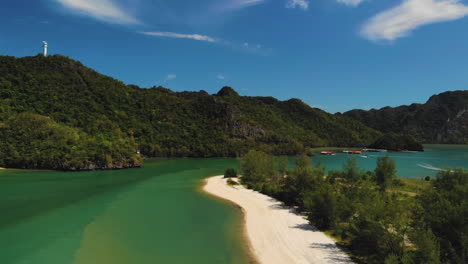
[204,176,353,264]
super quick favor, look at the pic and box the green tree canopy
[375,156,397,192]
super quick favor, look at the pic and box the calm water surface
[0,145,466,264]
[314,144,468,178]
[0,159,250,264]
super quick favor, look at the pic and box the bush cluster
[239,150,467,264]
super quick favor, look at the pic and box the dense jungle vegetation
[239,151,467,264]
[0,55,385,170]
[342,90,468,144]
[368,133,424,151]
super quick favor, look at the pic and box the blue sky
[1,0,468,113]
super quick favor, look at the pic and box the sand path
[203,176,353,264]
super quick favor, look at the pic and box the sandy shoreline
[203,176,353,264]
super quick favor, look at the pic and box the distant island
[0,55,466,170]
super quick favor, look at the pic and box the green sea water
[0,159,250,264]
[0,145,466,264]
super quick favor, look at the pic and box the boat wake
[417,163,448,172]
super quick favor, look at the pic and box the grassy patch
[389,178,431,195]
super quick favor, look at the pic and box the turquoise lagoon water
[313,145,468,178]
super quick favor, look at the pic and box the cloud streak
[142,32,269,55]
[361,0,468,41]
[165,74,177,81]
[286,0,309,10]
[141,31,219,42]
[336,0,365,7]
[217,0,267,12]
[53,0,139,24]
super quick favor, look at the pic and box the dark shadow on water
[0,171,153,264]
[0,185,129,264]
[0,173,152,229]
[0,158,242,264]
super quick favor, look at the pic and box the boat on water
[347,150,362,155]
[321,151,335,156]
[396,149,418,153]
[362,148,388,152]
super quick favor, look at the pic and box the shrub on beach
[224,168,238,178]
[227,178,238,186]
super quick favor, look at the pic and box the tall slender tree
[375,156,396,192]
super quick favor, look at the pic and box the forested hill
[0,55,381,169]
[341,91,468,144]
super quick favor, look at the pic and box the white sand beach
[204,176,353,264]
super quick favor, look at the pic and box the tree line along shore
[224,151,467,264]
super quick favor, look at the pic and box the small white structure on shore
[42,41,48,57]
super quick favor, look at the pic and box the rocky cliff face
[437,109,468,144]
[223,104,267,140]
[342,91,468,144]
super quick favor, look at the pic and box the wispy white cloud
[336,0,366,7]
[218,0,267,12]
[240,42,267,53]
[165,74,177,81]
[53,0,139,24]
[238,42,271,55]
[361,0,468,41]
[141,31,219,42]
[142,32,269,55]
[286,0,309,10]
[217,74,226,80]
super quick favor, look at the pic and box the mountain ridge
[341,90,468,144]
[0,55,382,170]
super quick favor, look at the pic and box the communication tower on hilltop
[42,41,48,57]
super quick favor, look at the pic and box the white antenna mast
[42,41,48,57]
